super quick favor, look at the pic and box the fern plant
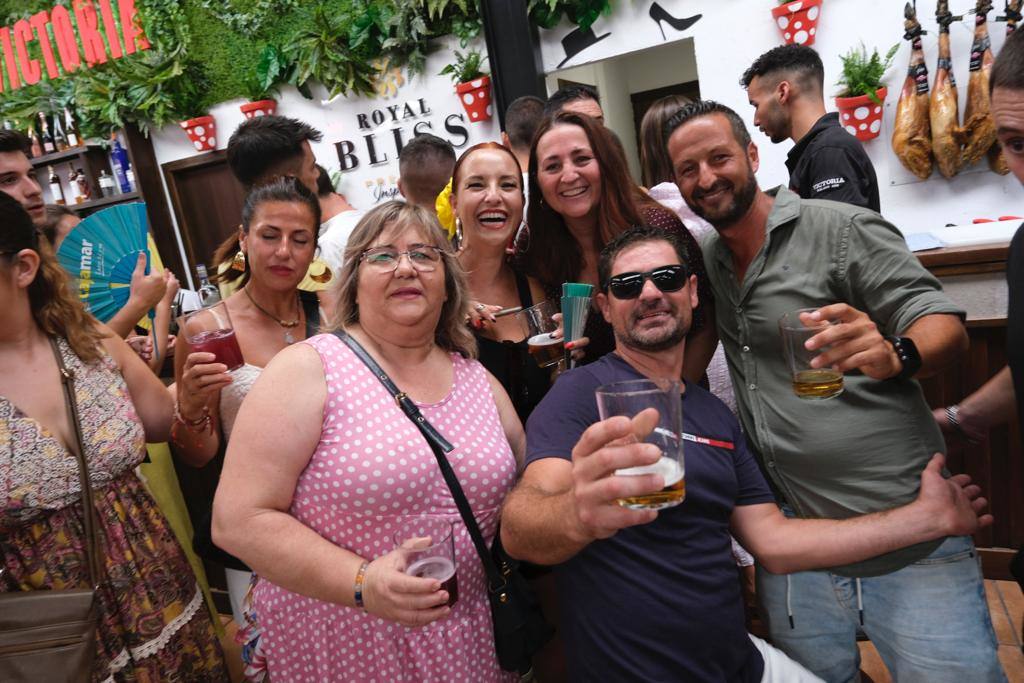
[836,43,899,103]
[285,6,378,100]
[439,49,488,84]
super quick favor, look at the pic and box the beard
[686,166,758,230]
[614,300,690,352]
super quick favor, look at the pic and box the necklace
[244,287,302,344]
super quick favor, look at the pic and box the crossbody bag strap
[48,337,102,589]
[333,331,508,591]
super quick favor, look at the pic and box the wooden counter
[916,243,1009,278]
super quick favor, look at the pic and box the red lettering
[29,12,60,79]
[50,7,81,73]
[73,0,108,66]
[97,0,122,59]
[0,28,19,90]
[118,0,149,54]
[13,20,41,85]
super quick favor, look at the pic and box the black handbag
[336,332,554,677]
[0,337,101,682]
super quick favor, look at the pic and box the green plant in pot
[440,49,492,123]
[771,0,824,46]
[241,45,290,118]
[167,63,218,152]
[834,42,898,142]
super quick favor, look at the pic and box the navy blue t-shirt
[525,353,775,682]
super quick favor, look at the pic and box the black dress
[475,270,552,423]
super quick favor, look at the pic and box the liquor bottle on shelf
[63,108,80,147]
[195,264,221,307]
[28,125,43,158]
[52,113,69,151]
[67,165,83,204]
[75,167,91,202]
[38,113,55,154]
[47,165,65,205]
[125,166,136,192]
[109,134,132,193]
[98,169,116,198]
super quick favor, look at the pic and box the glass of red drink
[393,518,458,607]
[177,301,244,371]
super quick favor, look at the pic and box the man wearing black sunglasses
[662,101,1001,681]
[500,225,990,683]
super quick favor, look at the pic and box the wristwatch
[884,335,922,380]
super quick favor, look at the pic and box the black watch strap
[884,335,922,380]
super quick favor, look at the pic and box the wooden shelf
[67,191,141,213]
[29,144,102,168]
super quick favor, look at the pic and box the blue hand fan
[57,203,158,356]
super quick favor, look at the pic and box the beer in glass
[393,518,458,607]
[517,300,563,368]
[779,308,844,400]
[595,378,685,510]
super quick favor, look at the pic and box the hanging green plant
[285,6,379,99]
[528,0,613,31]
[198,0,300,34]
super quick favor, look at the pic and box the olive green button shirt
[701,187,964,577]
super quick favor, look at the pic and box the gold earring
[231,250,247,272]
[309,261,333,284]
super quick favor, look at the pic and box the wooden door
[162,151,246,274]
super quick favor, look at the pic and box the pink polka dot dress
[252,334,519,682]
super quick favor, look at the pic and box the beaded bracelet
[169,403,212,449]
[354,561,369,610]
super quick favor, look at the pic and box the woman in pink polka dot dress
[213,201,524,682]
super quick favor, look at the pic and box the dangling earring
[512,221,529,254]
[310,261,333,284]
[453,218,464,252]
[231,250,247,272]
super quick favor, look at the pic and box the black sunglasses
[606,264,689,299]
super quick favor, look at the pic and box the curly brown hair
[0,193,106,362]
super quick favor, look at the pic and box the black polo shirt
[786,112,881,213]
[1009,223,1024,431]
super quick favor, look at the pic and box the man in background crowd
[502,95,545,192]
[665,100,1003,681]
[315,164,363,274]
[543,84,604,123]
[396,133,455,211]
[741,44,880,212]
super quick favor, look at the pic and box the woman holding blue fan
[0,192,227,680]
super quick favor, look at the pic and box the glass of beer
[517,300,563,368]
[393,518,458,607]
[177,301,244,371]
[779,308,844,400]
[595,378,685,510]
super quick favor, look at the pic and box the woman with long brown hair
[0,192,227,680]
[519,111,716,381]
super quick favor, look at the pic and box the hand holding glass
[779,308,844,400]
[517,300,563,368]
[177,301,244,371]
[393,518,458,607]
[595,378,685,510]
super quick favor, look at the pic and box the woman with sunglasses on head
[0,193,227,680]
[449,142,567,422]
[212,201,524,681]
[172,176,323,634]
[520,111,715,381]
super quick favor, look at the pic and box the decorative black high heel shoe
[649,3,702,41]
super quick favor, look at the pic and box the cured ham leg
[961,0,997,166]
[930,0,962,178]
[988,0,1022,174]
[893,2,933,179]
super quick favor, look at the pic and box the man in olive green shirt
[664,101,1005,682]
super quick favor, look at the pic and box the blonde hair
[327,201,476,358]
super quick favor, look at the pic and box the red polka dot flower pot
[772,0,822,46]
[240,99,278,119]
[180,115,217,152]
[835,87,887,141]
[456,76,493,123]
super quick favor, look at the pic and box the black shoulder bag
[335,332,553,678]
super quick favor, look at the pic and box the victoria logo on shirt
[812,177,847,193]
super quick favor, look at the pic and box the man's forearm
[958,366,1017,432]
[905,313,968,377]
[501,484,590,565]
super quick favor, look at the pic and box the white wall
[148,39,500,283]
[538,0,1024,234]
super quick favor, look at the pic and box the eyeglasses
[606,264,689,299]
[360,245,445,272]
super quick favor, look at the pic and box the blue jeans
[756,535,1005,683]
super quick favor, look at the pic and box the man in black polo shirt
[741,44,880,212]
